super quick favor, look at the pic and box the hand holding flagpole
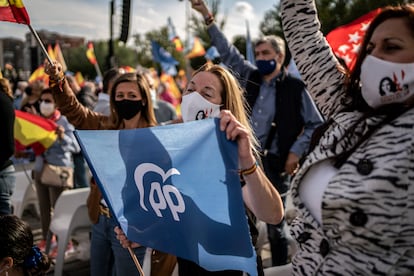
[114,226,145,276]
[127,247,145,276]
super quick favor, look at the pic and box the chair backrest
[51,187,90,222]
[12,170,38,217]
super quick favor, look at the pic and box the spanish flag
[54,43,68,72]
[47,44,56,61]
[86,41,97,65]
[186,37,206,59]
[28,65,49,85]
[14,110,57,156]
[75,71,85,87]
[0,0,30,25]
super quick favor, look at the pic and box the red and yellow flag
[54,43,68,72]
[186,37,206,59]
[86,41,97,65]
[28,65,49,85]
[0,0,30,25]
[14,110,57,156]
[75,71,85,87]
[47,44,56,60]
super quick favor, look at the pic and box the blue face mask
[256,59,277,75]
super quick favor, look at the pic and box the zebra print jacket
[281,0,414,275]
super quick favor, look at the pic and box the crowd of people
[0,0,413,275]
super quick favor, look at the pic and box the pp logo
[134,163,185,221]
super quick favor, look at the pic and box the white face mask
[40,101,55,117]
[360,55,414,108]
[181,92,221,122]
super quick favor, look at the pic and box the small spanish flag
[86,41,97,65]
[14,110,58,156]
[0,0,30,25]
[186,37,206,59]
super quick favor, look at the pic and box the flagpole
[127,247,145,276]
[94,62,103,79]
[27,24,53,65]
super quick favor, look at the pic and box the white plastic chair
[11,169,39,218]
[48,187,91,276]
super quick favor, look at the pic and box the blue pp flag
[75,119,257,275]
[151,40,179,76]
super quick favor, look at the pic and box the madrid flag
[326,8,381,70]
[0,0,30,24]
[75,119,258,275]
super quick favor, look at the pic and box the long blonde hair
[0,78,13,99]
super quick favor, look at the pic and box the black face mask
[114,100,143,120]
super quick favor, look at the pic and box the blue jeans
[90,214,146,276]
[0,165,16,215]
[261,153,290,266]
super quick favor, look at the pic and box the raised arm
[190,0,256,84]
[281,0,347,118]
[45,61,108,130]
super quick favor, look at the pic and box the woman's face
[184,71,223,105]
[367,18,414,63]
[40,93,55,106]
[381,78,391,93]
[114,82,142,101]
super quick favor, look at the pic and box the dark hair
[346,4,414,110]
[103,68,122,94]
[108,72,157,129]
[310,4,414,168]
[0,215,50,275]
[379,77,397,96]
[40,88,53,96]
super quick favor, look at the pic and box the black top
[0,92,15,170]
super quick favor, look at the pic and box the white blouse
[298,159,338,225]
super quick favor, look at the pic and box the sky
[0,0,278,44]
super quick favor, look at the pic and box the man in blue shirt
[191,0,324,267]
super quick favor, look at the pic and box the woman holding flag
[281,0,414,274]
[44,60,156,276]
[115,63,284,275]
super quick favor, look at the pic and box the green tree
[259,4,283,37]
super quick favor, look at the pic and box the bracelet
[239,161,258,177]
[49,76,66,90]
[204,13,214,25]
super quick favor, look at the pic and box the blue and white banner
[75,119,257,275]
